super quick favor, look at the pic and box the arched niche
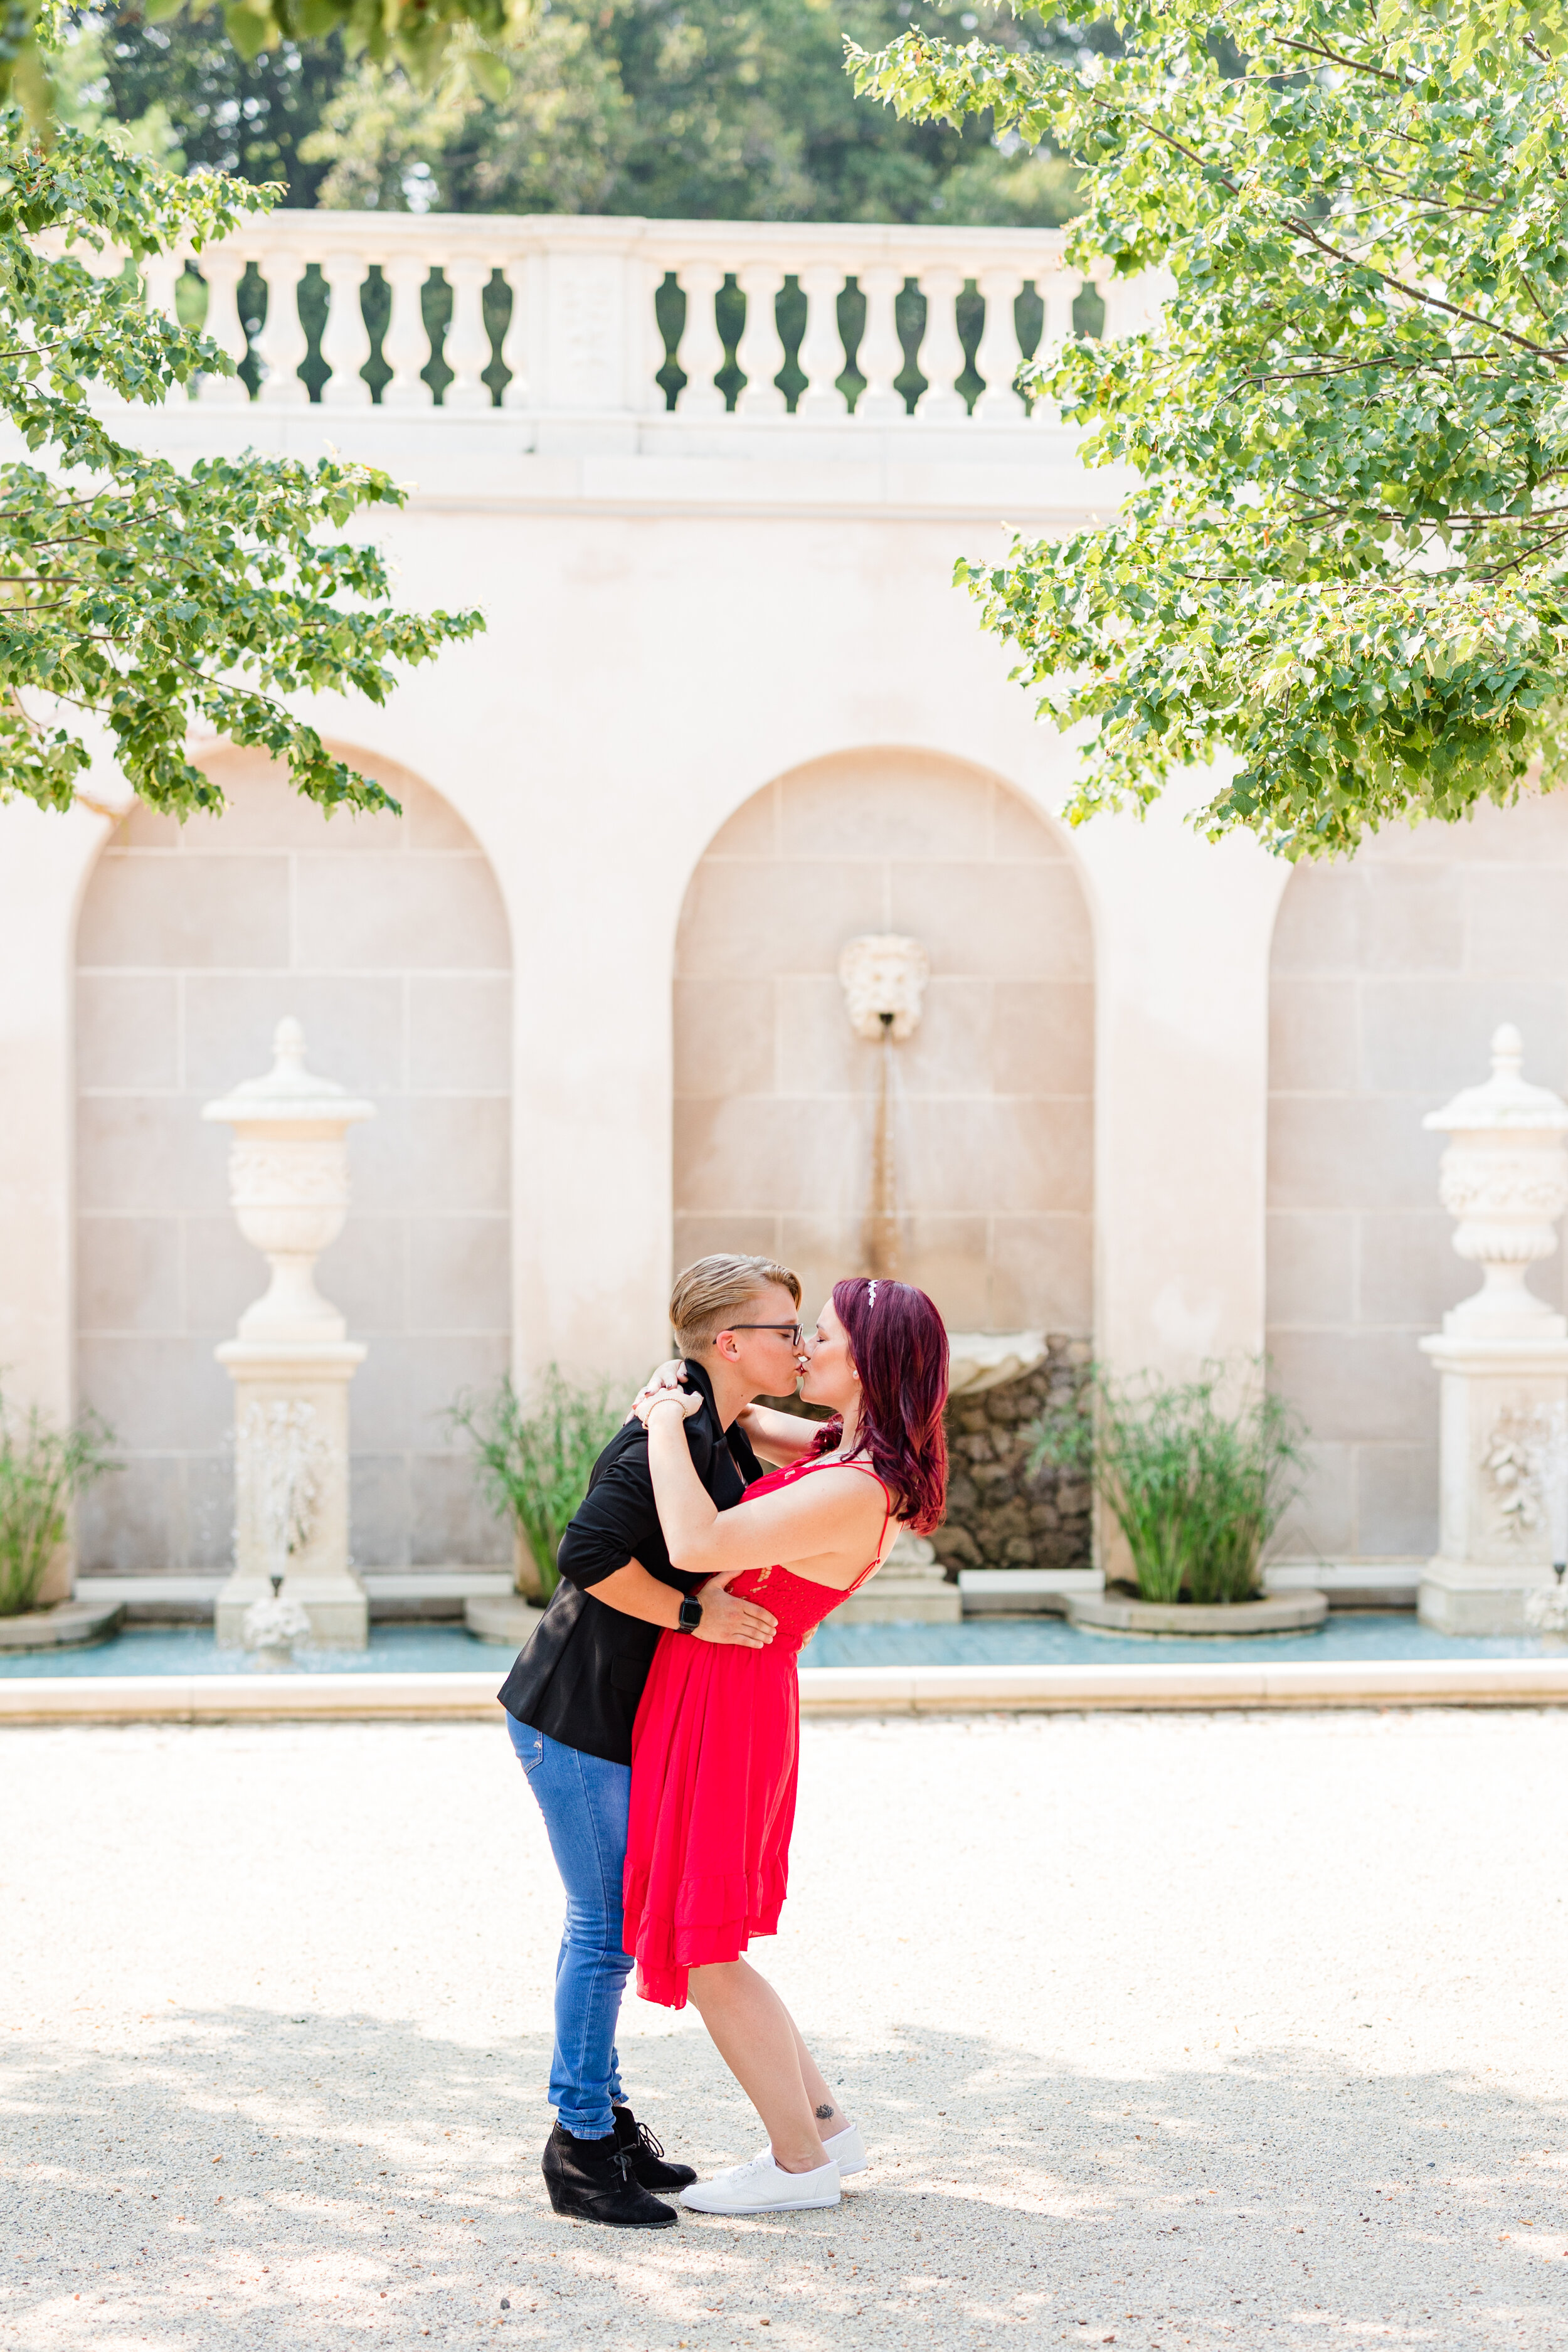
[73,746,512,1577]
[1267,791,1568,1563]
[672,746,1094,1333]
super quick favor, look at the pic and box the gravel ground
[4,1708,1568,2352]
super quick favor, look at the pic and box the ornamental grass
[446,1368,625,1601]
[1027,1365,1306,1607]
[0,1392,117,1618]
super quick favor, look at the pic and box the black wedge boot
[541,2122,677,2227]
[613,2104,698,2193]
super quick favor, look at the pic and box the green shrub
[0,1392,118,1618]
[1027,1365,1306,1606]
[445,1368,625,1601]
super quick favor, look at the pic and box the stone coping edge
[0,1601,127,1653]
[1066,1591,1330,1636]
[4,1658,1568,1723]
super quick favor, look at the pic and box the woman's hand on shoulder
[627,1360,701,1426]
[633,1385,702,1429]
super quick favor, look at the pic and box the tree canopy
[0,125,479,818]
[854,0,1568,857]
[70,0,1090,223]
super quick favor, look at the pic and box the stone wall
[673,748,1095,1338]
[1268,791,1568,1563]
[932,1337,1093,1576]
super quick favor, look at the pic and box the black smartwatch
[677,1595,703,1634]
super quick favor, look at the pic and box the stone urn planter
[1417,1024,1568,1634]
[203,1019,375,1648]
[1066,1586,1328,1637]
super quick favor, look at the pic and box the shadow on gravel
[5,2010,1567,2349]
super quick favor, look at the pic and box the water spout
[839,935,929,1281]
[869,1015,900,1278]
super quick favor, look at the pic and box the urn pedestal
[1417,1026,1568,1635]
[204,1020,375,1648]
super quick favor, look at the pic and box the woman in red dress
[622,1274,948,2216]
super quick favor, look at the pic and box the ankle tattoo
[815,2103,835,2121]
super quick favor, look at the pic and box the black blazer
[496,1360,763,1766]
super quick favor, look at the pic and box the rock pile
[932,1336,1093,1579]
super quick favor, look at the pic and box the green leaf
[468,46,510,102]
[221,3,275,63]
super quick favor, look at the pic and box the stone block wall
[1267,791,1568,1562]
[932,1337,1093,1576]
[673,748,1094,1338]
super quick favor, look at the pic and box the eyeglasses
[729,1323,806,1347]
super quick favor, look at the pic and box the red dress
[622,1456,894,2010]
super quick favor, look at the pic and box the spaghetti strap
[788,1452,896,1583]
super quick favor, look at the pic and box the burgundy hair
[808,1276,949,1535]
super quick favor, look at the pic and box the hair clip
[867,1280,877,1309]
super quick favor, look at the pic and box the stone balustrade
[129,212,1158,423]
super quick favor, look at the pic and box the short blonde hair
[669,1254,802,1356]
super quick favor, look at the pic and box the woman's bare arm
[589,1555,777,1647]
[627,1364,822,1469]
[734,1402,826,1466]
[643,1402,889,1589]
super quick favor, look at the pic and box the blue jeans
[506,1714,632,2140]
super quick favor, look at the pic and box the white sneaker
[680,2152,841,2214]
[822,2122,867,2176]
[752,2121,867,2176]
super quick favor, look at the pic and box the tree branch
[1271,33,1410,88]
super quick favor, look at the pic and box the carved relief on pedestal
[1479,1402,1564,1544]
[236,1398,329,1570]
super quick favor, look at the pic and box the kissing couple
[498,1253,949,2225]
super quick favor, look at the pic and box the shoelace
[629,2119,666,2161]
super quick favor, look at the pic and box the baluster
[444,257,494,411]
[675,262,726,416]
[1030,268,1081,423]
[141,252,181,327]
[1101,269,1161,341]
[382,254,433,408]
[196,248,253,405]
[913,265,966,422]
[973,268,1025,423]
[254,249,309,406]
[854,265,906,423]
[319,253,371,409]
[734,262,786,418]
[796,263,845,419]
[1038,268,1081,349]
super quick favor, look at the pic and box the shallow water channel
[1,1611,1562,1677]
